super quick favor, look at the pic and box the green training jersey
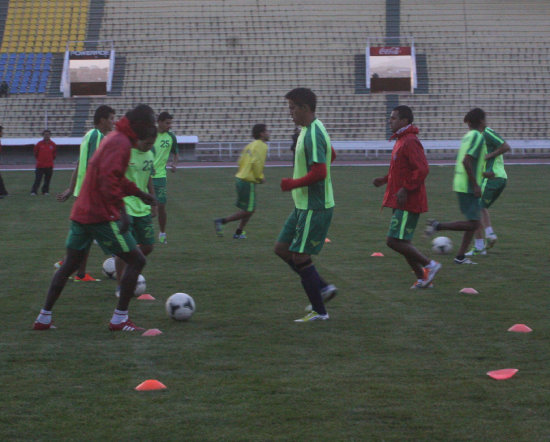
[74,128,104,197]
[152,131,178,179]
[483,127,507,180]
[124,148,155,216]
[292,119,334,210]
[453,129,487,194]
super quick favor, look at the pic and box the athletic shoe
[43,192,49,196]
[74,273,100,282]
[30,192,37,196]
[305,284,338,311]
[454,257,477,265]
[54,260,64,269]
[410,281,434,289]
[33,321,56,330]
[158,233,167,244]
[108,319,145,332]
[486,233,498,249]
[294,311,330,322]
[465,247,487,256]
[424,219,440,237]
[214,219,223,237]
[421,261,442,286]
[233,232,247,239]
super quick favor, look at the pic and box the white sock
[36,309,52,324]
[475,239,485,250]
[485,227,495,236]
[111,309,128,324]
[426,260,437,268]
[159,232,166,237]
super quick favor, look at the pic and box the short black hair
[126,104,156,140]
[393,105,414,124]
[94,105,115,125]
[252,123,267,139]
[285,88,317,113]
[42,129,51,135]
[158,111,173,122]
[464,108,486,128]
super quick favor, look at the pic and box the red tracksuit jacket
[34,140,57,168]
[381,125,429,214]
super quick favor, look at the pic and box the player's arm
[401,140,429,191]
[253,146,268,183]
[462,155,481,197]
[485,141,511,160]
[147,177,157,217]
[56,162,79,202]
[169,133,179,173]
[281,162,326,191]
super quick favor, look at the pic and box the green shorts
[277,207,333,255]
[153,177,167,205]
[66,220,138,255]
[456,192,481,221]
[387,209,419,240]
[235,178,256,212]
[129,214,155,245]
[481,178,506,209]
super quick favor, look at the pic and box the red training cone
[142,328,163,336]
[507,324,533,333]
[370,252,384,257]
[135,379,167,391]
[487,369,518,380]
[137,294,156,300]
[459,287,479,294]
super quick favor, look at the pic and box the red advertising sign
[370,46,411,56]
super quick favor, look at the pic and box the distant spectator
[0,125,8,198]
[0,81,8,98]
[31,130,57,195]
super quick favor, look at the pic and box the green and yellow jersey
[292,119,334,210]
[453,129,487,194]
[152,131,178,179]
[483,127,507,180]
[74,128,104,197]
[123,148,155,217]
[235,139,268,183]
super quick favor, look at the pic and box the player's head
[135,125,158,152]
[389,105,414,133]
[0,125,3,137]
[157,111,173,133]
[126,104,156,140]
[42,129,51,140]
[464,108,486,131]
[94,105,116,134]
[285,88,317,126]
[252,123,269,141]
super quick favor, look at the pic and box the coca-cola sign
[370,46,411,56]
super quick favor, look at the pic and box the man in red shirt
[33,104,157,332]
[31,129,56,195]
[373,105,441,289]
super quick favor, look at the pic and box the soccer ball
[431,236,453,255]
[165,292,195,321]
[134,274,146,296]
[102,257,116,279]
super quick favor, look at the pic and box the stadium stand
[0,0,549,160]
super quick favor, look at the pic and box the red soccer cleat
[108,319,145,332]
[74,273,100,282]
[33,321,56,330]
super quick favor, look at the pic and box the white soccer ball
[432,236,453,255]
[165,292,195,321]
[134,274,146,296]
[102,257,117,279]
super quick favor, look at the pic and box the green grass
[1,164,550,440]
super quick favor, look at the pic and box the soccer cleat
[410,281,434,289]
[30,192,37,196]
[486,233,498,249]
[424,219,440,237]
[465,247,487,256]
[305,284,338,311]
[108,319,145,332]
[158,233,167,244]
[294,311,330,322]
[420,261,442,287]
[214,219,224,237]
[233,232,247,239]
[54,260,64,269]
[454,257,477,265]
[33,321,56,330]
[74,273,100,282]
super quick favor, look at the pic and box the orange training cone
[142,328,163,336]
[507,324,533,333]
[371,252,384,257]
[459,287,479,294]
[137,294,156,300]
[135,379,167,391]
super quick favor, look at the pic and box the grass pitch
[1,164,549,440]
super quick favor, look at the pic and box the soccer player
[33,104,158,332]
[152,111,178,244]
[214,123,269,239]
[425,108,487,264]
[114,130,158,297]
[466,124,510,256]
[274,87,337,322]
[31,129,56,195]
[373,105,441,289]
[55,105,116,281]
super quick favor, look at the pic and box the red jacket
[34,140,57,168]
[381,125,429,213]
[70,122,141,224]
